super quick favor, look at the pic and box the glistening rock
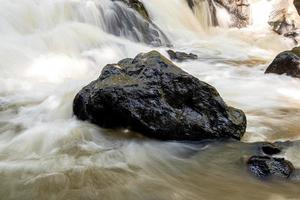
[265,47,300,78]
[73,51,247,141]
[247,156,294,179]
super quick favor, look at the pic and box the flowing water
[1,0,300,199]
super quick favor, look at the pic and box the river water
[0,0,300,199]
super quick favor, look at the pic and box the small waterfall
[96,0,170,46]
[212,0,232,28]
[192,0,215,29]
[76,0,170,46]
[188,0,233,29]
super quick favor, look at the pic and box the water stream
[0,0,300,199]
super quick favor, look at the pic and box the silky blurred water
[0,0,300,199]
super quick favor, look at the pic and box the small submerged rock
[247,156,294,179]
[261,143,281,156]
[265,47,300,78]
[244,141,298,180]
[167,50,198,62]
[73,51,246,141]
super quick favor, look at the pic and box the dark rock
[265,49,300,78]
[284,31,299,44]
[247,156,294,179]
[113,0,150,21]
[261,143,281,155]
[294,0,300,15]
[167,50,198,62]
[107,0,171,46]
[73,51,247,141]
[186,0,195,9]
[284,31,299,38]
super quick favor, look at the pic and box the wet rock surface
[73,51,246,141]
[295,0,300,15]
[114,0,150,21]
[108,0,171,46]
[261,143,281,155]
[265,47,300,78]
[247,156,294,179]
[240,141,296,180]
[167,50,198,62]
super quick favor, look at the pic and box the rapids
[0,0,300,199]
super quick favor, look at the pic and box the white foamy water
[0,0,300,199]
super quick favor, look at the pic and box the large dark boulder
[73,51,247,141]
[247,156,294,179]
[265,47,300,78]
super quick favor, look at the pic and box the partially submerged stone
[73,51,246,141]
[167,50,198,62]
[261,143,281,156]
[265,48,300,78]
[247,156,294,179]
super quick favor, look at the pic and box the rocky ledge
[73,51,246,141]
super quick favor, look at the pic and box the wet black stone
[247,156,294,179]
[261,143,281,155]
[167,50,198,62]
[265,50,300,79]
[73,51,247,141]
